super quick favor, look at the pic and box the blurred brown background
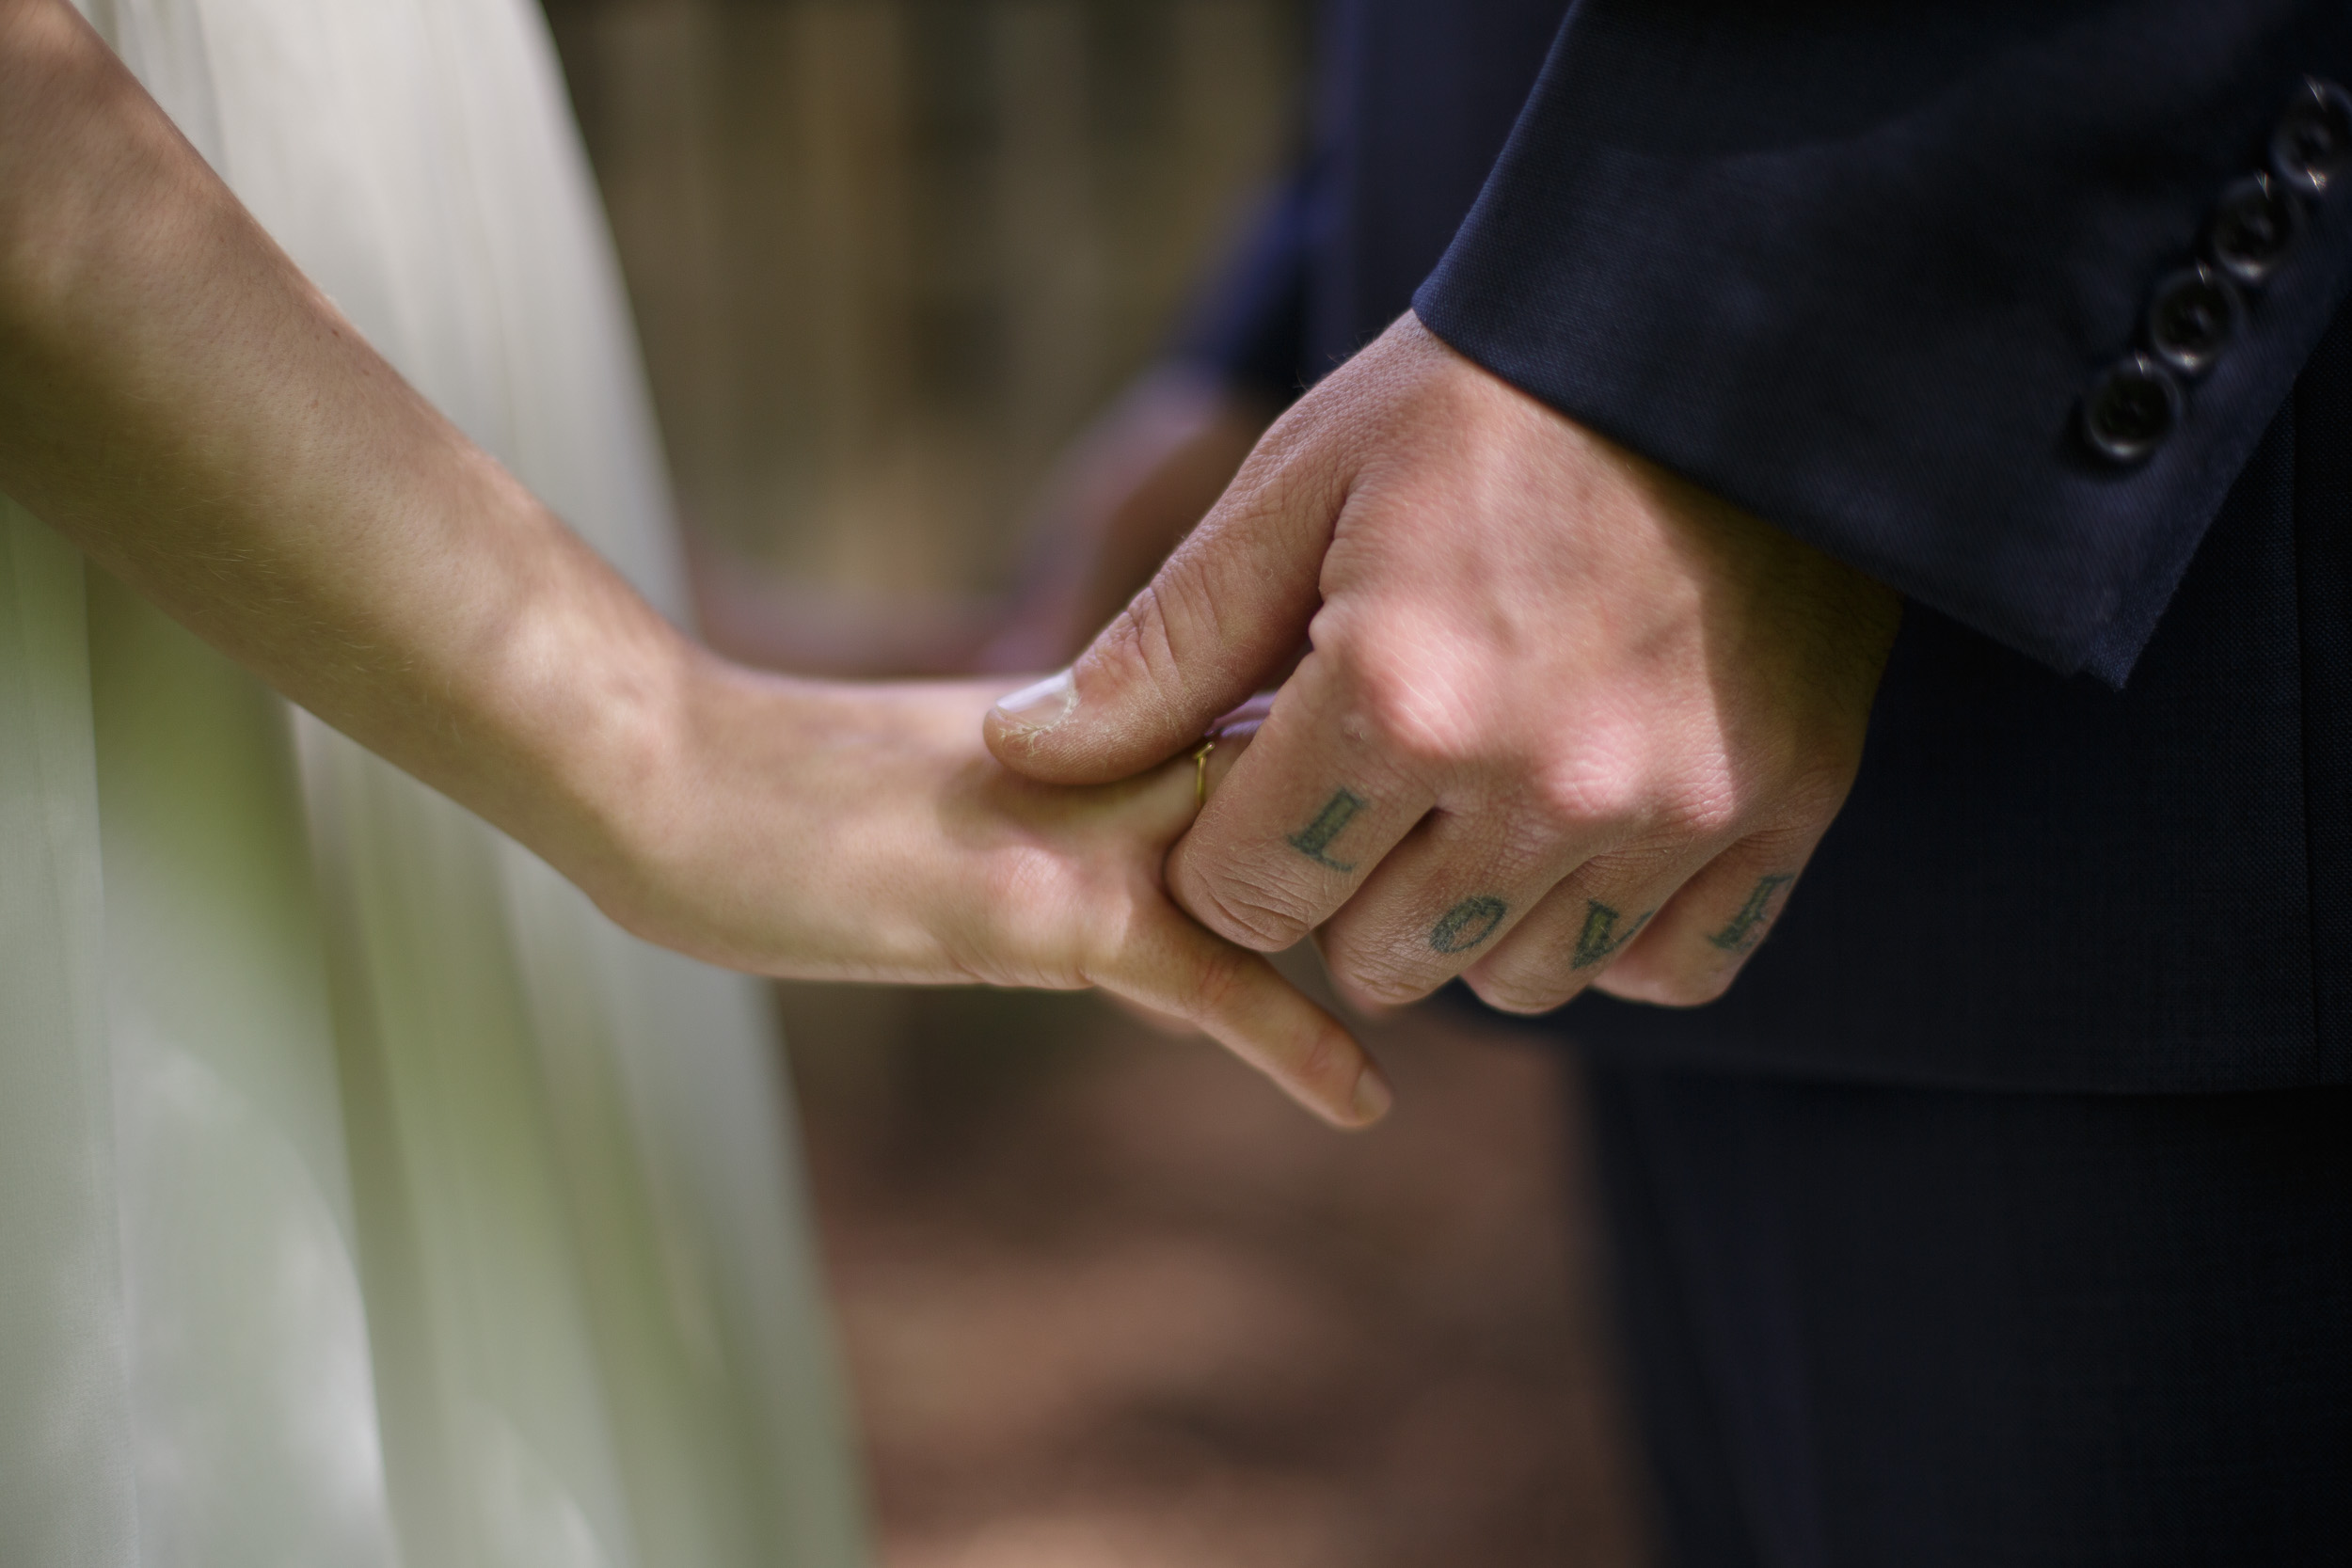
[548,0,1306,593]
[541,3,1649,1562]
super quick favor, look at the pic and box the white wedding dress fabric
[0,2,869,1565]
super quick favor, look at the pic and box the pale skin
[987,313,1904,1017]
[0,0,1387,1128]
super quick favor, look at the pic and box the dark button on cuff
[2209,170,2305,287]
[2082,355,2182,465]
[2146,263,2242,377]
[2271,77,2352,197]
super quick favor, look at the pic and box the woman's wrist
[458,522,720,926]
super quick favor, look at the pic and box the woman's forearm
[0,0,684,893]
[0,0,1384,1123]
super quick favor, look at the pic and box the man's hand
[984,313,1900,1015]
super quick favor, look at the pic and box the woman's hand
[0,0,1387,1130]
[586,672,1387,1129]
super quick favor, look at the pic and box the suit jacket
[1179,0,2352,1091]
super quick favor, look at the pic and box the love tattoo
[1707,874,1794,956]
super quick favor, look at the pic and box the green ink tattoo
[1707,874,1795,955]
[1430,895,1510,955]
[1572,899,1654,969]
[1288,789,1369,871]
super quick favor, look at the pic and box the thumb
[984,424,1343,784]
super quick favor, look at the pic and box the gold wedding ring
[1191,736,1217,806]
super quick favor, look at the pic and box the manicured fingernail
[993,669,1078,733]
[1351,1065,1393,1125]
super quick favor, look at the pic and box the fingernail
[1351,1065,1393,1125]
[992,669,1078,734]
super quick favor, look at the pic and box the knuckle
[1669,970,1739,1007]
[1658,781,1743,843]
[1334,643,1487,773]
[1646,961,1739,1008]
[1329,942,1440,1008]
[1354,970,1439,1009]
[974,847,1087,978]
[1288,1017,1350,1090]
[1177,862,1320,951]
[1777,762,1858,826]
[1594,940,1738,1008]
[1632,752,1742,839]
[1097,582,1196,726]
[1186,937,1256,1019]
[1467,966,1578,1017]
[1143,558,1230,661]
[1529,750,1646,832]
[1093,583,1164,671]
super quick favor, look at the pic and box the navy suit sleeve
[1412,0,2352,681]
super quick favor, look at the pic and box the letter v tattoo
[1572,899,1654,969]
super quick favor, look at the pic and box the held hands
[3,0,1869,1123]
[984,314,1902,1016]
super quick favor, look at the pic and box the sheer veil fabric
[0,2,869,1564]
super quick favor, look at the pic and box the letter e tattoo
[1707,874,1795,955]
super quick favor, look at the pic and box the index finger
[1166,650,1435,952]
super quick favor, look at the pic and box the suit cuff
[1414,0,2352,681]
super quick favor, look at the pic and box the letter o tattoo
[1429,895,1509,955]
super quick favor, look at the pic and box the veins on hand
[1430,895,1509,955]
[1707,874,1794,956]
[1572,898,1653,969]
[1287,788,1368,872]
